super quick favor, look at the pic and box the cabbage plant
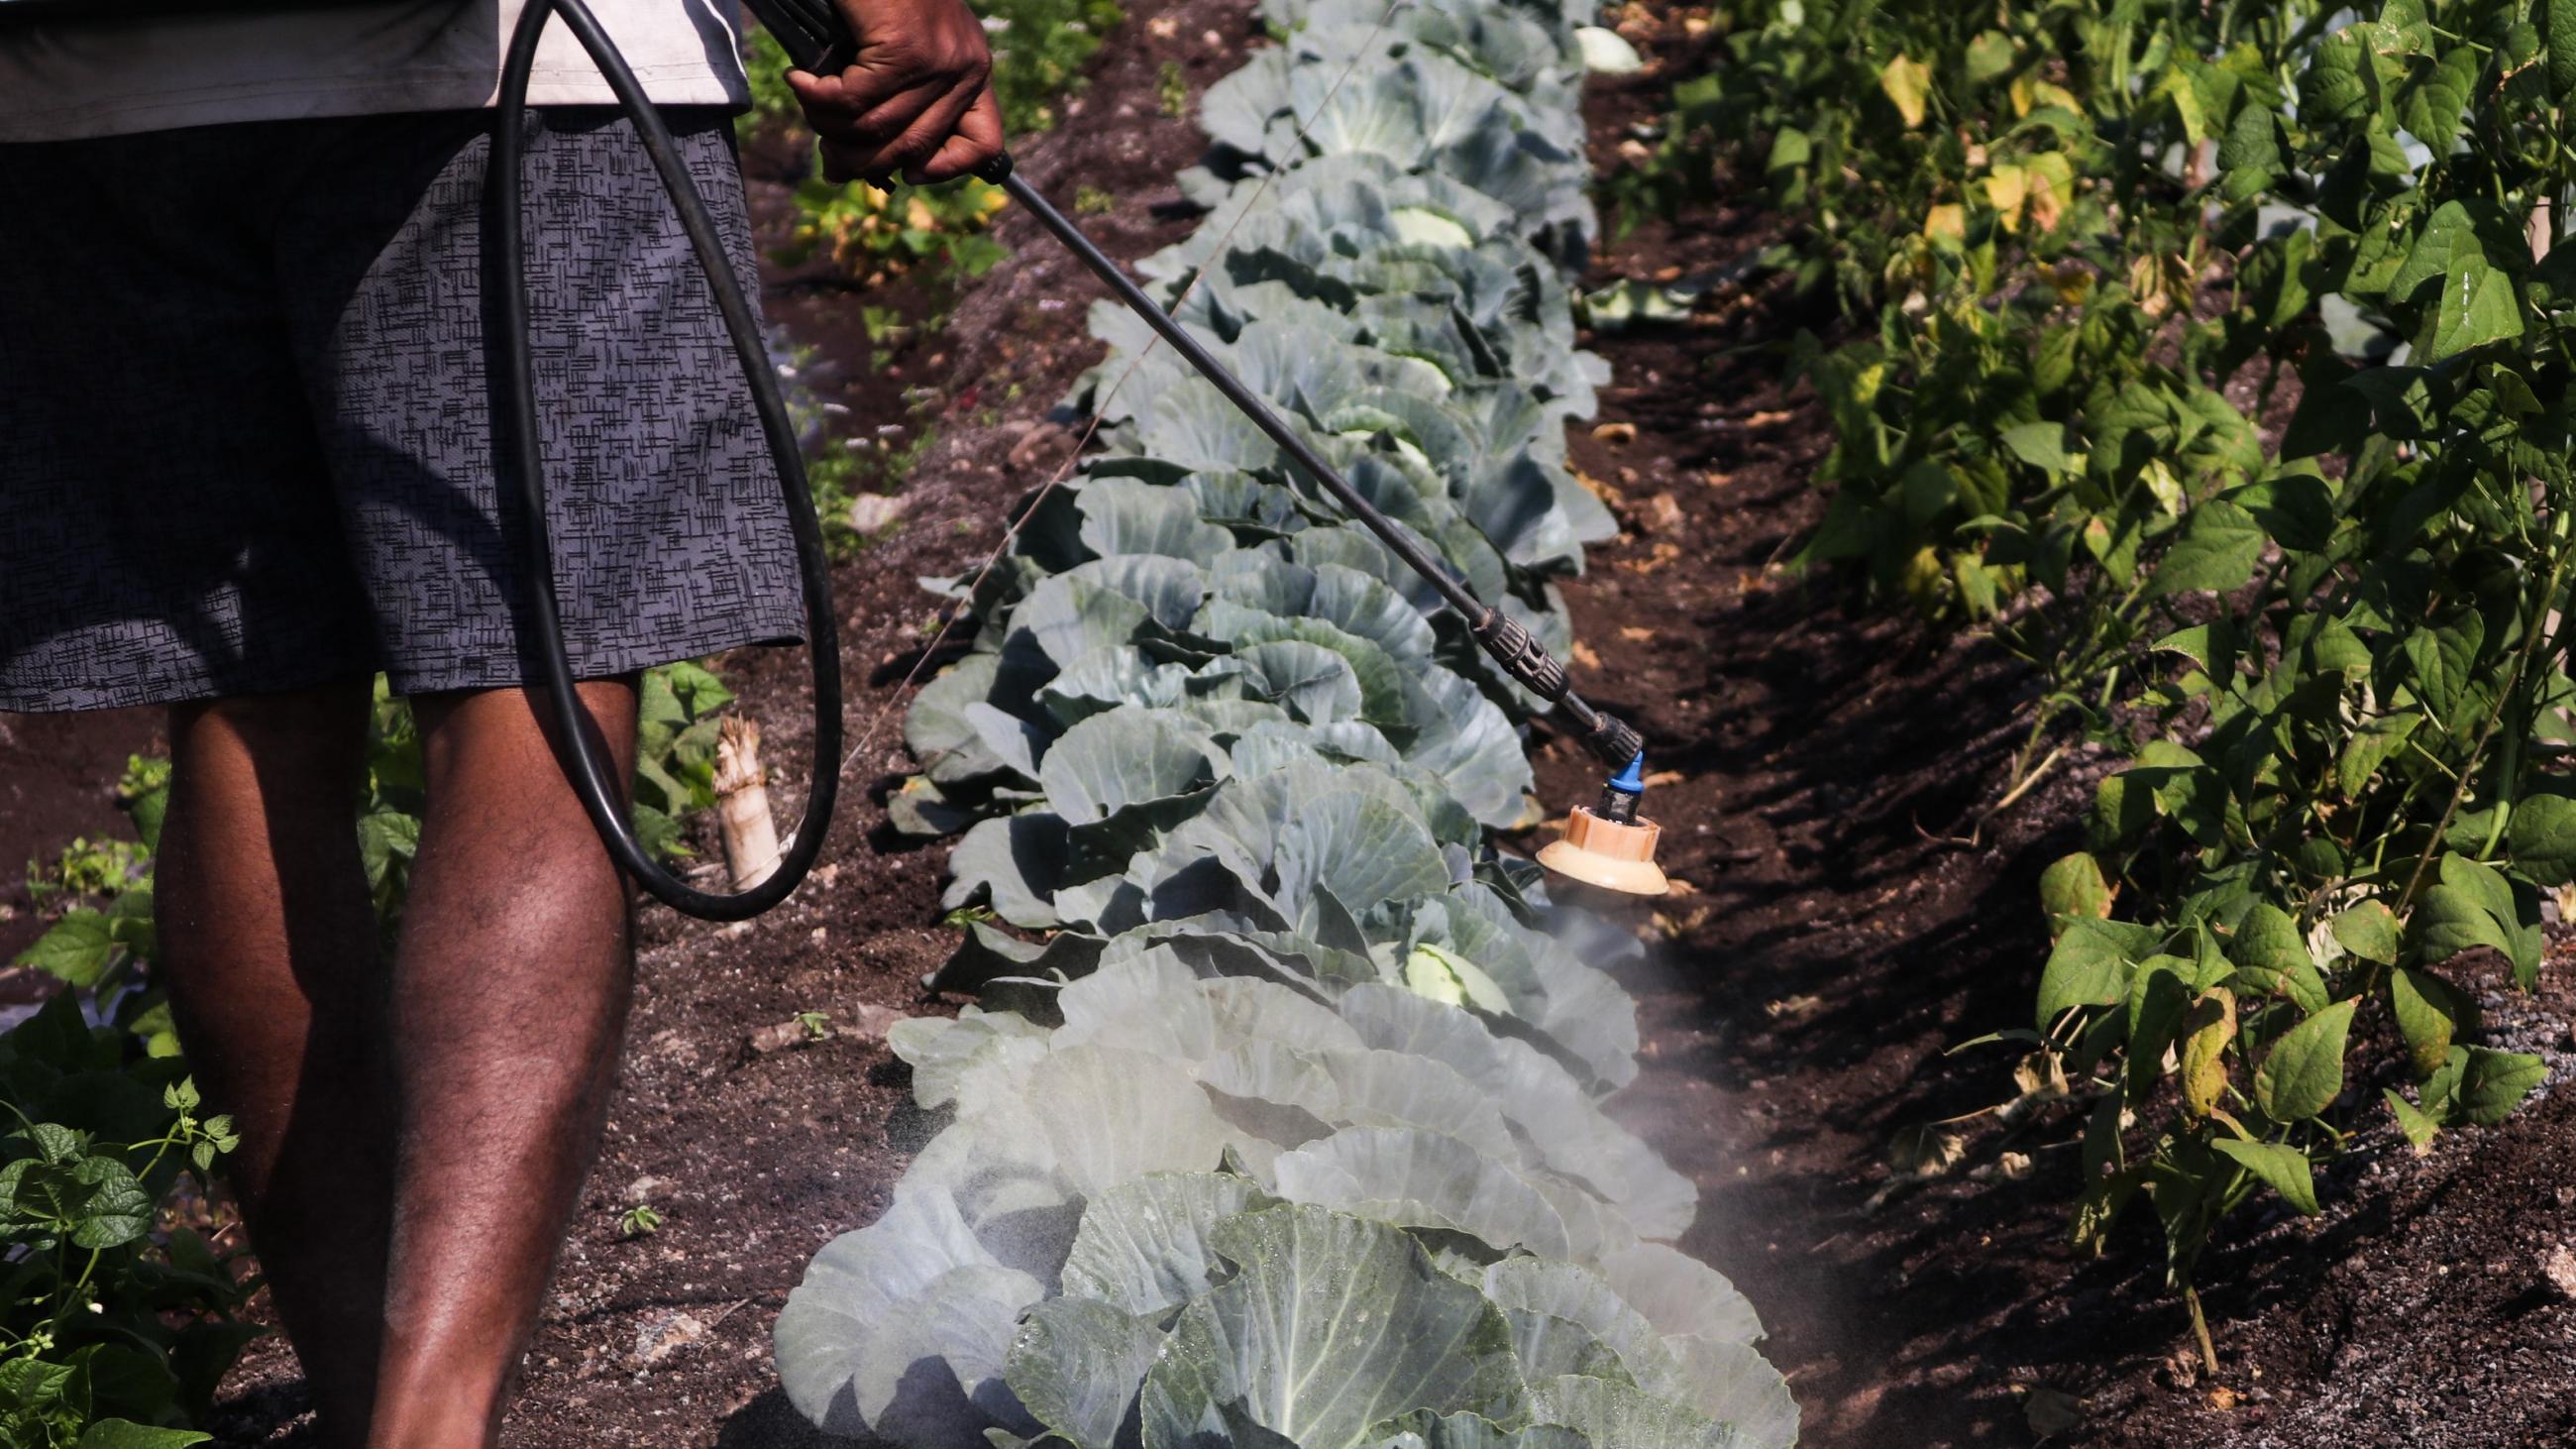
[778,956,1797,1448]
[779,0,1799,1441]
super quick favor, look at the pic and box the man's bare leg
[157,681,389,1444]
[365,679,638,1449]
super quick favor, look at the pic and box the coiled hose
[492,0,842,920]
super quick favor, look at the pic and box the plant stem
[2396,530,2576,914]
[2186,1283,2219,1377]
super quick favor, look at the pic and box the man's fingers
[795,72,941,145]
[786,50,936,125]
[905,86,1006,184]
[862,75,984,178]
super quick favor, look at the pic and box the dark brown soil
[8,4,2575,1447]
[0,708,161,969]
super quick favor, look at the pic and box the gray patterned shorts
[0,108,806,712]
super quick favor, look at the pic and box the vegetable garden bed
[9,1,2576,1446]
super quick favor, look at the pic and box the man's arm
[782,0,1006,184]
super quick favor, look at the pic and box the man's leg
[365,678,639,1449]
[156,681,389,1442]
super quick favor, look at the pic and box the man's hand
[786,0,1005,185]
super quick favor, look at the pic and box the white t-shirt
[0,0,753,142]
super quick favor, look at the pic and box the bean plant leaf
[2253,1000,2355,1124]
[2225,472,2336,554]
[2389,968,2466,1078]
[2038,852,2112,924]
[2229,903,2326,1011]
[2426,253,2524,362]
[2337,713,2420,799]
[2211,1138,2319,1216]
[1877,56,1931,128]
[2179,989,2235,1119]
[2384,1088,2441,1154]
[73,1426,214,1449]
[14,911,117,986]
[2508,792,2576,884]
[2146,500,2264,597]
[2037,918,2160,1029]
[2000,422,2074,477]
[2454,1048,2546,1126]
[2414,854,2543,984]
[2331,901,2402,965]
[2553,0,2576,99]
[2393,41,2479,155]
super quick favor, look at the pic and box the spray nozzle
[1597,752,1646,826]
[1538,748,1667,897]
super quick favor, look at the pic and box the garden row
[768,2,1800,1446]
[1650,0,2575,1346]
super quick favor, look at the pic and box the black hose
[493,0,842,921]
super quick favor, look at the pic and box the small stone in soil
[628,1308,709,1369]
[2541,1244,2576,1299]
[849,493,908,537]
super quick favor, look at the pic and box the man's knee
[168,679,374,781]
[410,678,640,806]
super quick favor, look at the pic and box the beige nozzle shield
[1536,805,1667,896]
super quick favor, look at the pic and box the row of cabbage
[772,3,1800,1447]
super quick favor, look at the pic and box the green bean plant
[1650,0,2576,1353]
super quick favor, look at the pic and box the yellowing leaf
[1985,165,2030,233]
[2158,66,2208,146]
[1879,55,1932,128]
[2024,153,2074,232]
[2179,988,2236,1119]
[1924,203,1967,247]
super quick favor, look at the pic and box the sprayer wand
[981,157,1668,893]
[973,155,1648,781]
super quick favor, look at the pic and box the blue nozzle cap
[1609,751,1646,796]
